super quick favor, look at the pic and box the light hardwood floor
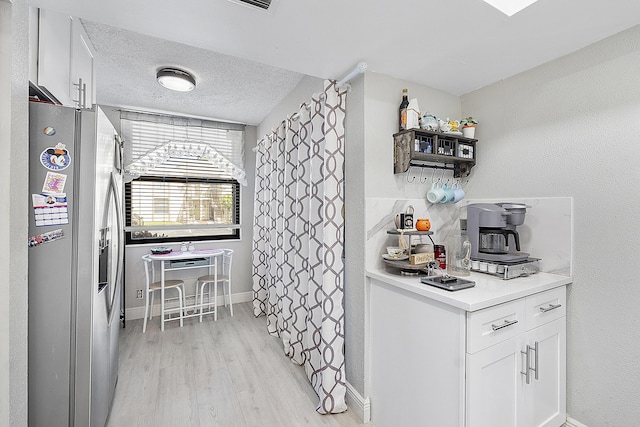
[107,302,374,427]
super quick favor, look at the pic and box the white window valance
[120,111,246,185]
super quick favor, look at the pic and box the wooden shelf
[393,129,477,177]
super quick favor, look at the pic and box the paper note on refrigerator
[32,193,69,226]
[42,172,67,194]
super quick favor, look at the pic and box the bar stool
[141,254,185,332]
[196,249,233,321]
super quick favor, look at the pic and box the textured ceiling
[81,21,304,125]
[29,0,640,125]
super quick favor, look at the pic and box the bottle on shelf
[399,88,409,132]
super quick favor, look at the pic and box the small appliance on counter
[466,203,540,279]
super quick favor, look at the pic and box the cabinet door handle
[520,341,540,385]
[491,319,518,331]
[539,303,562,313]
[520,347,531,384]
[73,78,87,109]
[531,341,539,380]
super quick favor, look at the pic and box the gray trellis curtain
[252,80,347,414]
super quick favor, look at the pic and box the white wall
[122,125,257,320]
[461,25,640,426]
[1,0,29,425]
[256,74,324,139]
[344,73,366,396]
[363,72,461,199]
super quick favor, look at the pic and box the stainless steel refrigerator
[28,102,124,427]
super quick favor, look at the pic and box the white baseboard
[565,416,588,427]
[345,381,370,423]
[125,290,253,320]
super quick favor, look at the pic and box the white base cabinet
[466,318,566,427]
[368,282,466,427]
[368,277,567,427]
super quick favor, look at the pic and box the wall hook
[406,166,416,183]
[419,168,428,183]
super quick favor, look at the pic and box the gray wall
[461,25,640,426]
[1,0,29,425]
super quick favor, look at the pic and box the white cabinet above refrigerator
[29,7,96,108]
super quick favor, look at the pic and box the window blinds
[120,111,246,184]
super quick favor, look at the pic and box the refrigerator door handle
[106,171,124,325]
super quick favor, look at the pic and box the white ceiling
[29,0,640,125]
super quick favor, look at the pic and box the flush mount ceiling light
[156,68,196,92]
[482,0,539,16]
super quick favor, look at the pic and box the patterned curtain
[252,80,347,414]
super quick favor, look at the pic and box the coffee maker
[466,203,530,263]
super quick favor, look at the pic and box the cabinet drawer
[467,298,526,354]
[526,286,566,330]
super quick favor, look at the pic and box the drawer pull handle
[539,303,562,313]
[491,319,518,331]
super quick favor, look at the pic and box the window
[121,111,245,244]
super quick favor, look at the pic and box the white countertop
[366,268,572,312]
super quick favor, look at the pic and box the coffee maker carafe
[466,203,530,262]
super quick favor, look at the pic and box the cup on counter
[452,183,465,203]
[427,181,446,204]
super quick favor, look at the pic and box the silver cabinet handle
[521,346,531,384]
[521,341,540,385]
[73,78,87,109]
[532,341,539,380]
[540,303,562,313]
[491,319,518,331]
